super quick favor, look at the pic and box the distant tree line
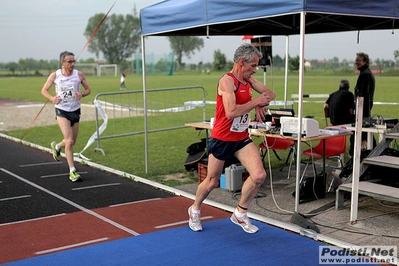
[2,53,399,77]
[1,12,399,76]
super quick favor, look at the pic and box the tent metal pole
[350,97,364,223]
[284,36,289,108]
[263,66,267,86]
[141,36,149,173]
[294,12,306,212]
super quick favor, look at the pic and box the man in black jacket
[354,52,375,122]
[349,52,376,155]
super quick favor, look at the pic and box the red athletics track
[0,137,230,264]
[0,197,229,264]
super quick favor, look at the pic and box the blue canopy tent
[140,0,399,36]
[139,0,399,220]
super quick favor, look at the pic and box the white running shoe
[230,212,259,233]
[188,206,202,232]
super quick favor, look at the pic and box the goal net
[98,64,118,77]
[75,63,98,76]
[135,53,174,76]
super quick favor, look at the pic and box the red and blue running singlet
[211,72,252,141]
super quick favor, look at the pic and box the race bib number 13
[230,113,250,132]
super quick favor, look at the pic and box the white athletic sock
[234,208,246,218]
[191,207,200,214]
[55,144,60,151]
[70,167,76,173]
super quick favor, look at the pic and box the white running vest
[54,69,81,112]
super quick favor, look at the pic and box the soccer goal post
[75,63,99,76]
[98,64,118,77]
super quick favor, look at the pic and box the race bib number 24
[58,86,76,102]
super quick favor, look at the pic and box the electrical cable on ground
[308,217,399,240]
[255,134,345,218]
[257,133,294,214]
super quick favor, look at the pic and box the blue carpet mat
[5,218,377,266]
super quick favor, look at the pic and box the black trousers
[349,132,376,156]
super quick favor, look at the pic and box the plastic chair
[259,137,296,178]
[301,134,347,190]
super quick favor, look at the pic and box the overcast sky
[1,0,399,65]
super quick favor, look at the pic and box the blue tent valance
[140,0,399,36]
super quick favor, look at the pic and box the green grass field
[2,71,399,185]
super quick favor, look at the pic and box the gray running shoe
[50,141,60,161]
[188,206,202,232]
[230,212,259,233]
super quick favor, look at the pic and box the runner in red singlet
[188,43,276,233]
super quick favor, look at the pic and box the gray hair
[233,43,263,63]
[339,79,350,90]
[59,51,75,62]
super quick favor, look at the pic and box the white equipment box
[224,164,247,191]
[280,117,319,138]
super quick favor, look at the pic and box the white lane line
[154,216,213,229]
[0,195,31,201]
[16,104,44,108]
[41,172,88,179]
[110,198,162,207]
[20,162,62,167]
[35,237,109,255]
[0,214,66,227]
[72,183,120,191]
[1,168,140,236]
[41,173,70,178]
